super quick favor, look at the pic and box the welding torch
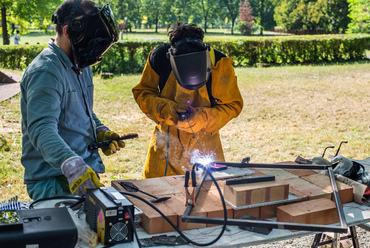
[88,133,138,150]
[178,110,206,156]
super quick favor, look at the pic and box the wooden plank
[301,173,353,204]
[277,177,331,201]
[276,198,340,226]
[223,181,289,207]
[256,168,299,180]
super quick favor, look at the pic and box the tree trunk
[231,18,235,34]
[260,0,264,35]
[1,7,9,45]
[204,17,207,33]
[155,17,158,33]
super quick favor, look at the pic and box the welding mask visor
[168,48,211,90]
[67,3,118,69]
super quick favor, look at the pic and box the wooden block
[276,198,340,226]
[127,196,178,234]
[234,207,260,219]
[260,203,284,219]
[164,193,207,231]
[195,188,234,227]
[277,177,331,201]
[223,181,289,207]
[301,174,353,204]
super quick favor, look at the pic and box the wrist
[61,156,86,177]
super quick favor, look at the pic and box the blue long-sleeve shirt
[20,39,105,184]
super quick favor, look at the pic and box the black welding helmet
[67,3,118,69]
[168,43,211,91]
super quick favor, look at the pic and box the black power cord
[28,195,84,209]
[119,163,228,247]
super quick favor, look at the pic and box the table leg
[311,233,323,248]
[349,226,360,248]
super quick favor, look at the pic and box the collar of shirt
[48,38,83,74]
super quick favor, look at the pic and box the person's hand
[331,155,353,174]
[157,100,182,125]
[176,108,208,134]
[97,130,125,156]
[61,156,104,196]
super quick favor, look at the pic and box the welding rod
[88,133,138,150]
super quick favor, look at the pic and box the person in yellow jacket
[132,21,243,179]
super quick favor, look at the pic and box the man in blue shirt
[20,0,122,200]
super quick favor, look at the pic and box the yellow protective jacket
[132,44,243,179]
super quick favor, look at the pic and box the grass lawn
[1,60,369,202]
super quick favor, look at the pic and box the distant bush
[0,34,369,73]
[0,44,45,70]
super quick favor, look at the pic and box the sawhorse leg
[311,226,360,248]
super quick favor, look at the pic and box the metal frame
[182,162,348,234]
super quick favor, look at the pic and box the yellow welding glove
[97,130,125,156]
[156,100,183,126]
[176,107,208,134]
[61,156,105,195]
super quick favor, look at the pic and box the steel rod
[181,216,348,233]
[327,167,347,229]
[210,162,329,170]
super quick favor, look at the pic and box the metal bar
[350,226,360,248]
[211,162,329,170]
[181,216,348,233]
[327,167,347,229]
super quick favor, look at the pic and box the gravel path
[248,226,370,248]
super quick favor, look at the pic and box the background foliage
[1,0,369,46]
[0,34,368,73]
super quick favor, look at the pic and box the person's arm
[25,69,76,169]
[201,57,243,133]
[132,52,181,125]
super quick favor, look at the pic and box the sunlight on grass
[1,61,369,201]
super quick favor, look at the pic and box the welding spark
[190,150,214,169]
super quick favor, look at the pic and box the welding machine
[0,207,77,248]
[85,187,134,245]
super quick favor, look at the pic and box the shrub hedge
[0,34,369,74]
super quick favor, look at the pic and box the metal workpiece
[210,162,330,170]
[182,162,349,234]
[327,166,347,229]
[181,215,348,233]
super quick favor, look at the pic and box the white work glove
[331,155,353,175]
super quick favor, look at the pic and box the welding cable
[164,125,170,176]
[28,195,85,209]
[127,204,142,248]
[119,168,228,247]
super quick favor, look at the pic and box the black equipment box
[0,207,77,248]
[85,187,134,245]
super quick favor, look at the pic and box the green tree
[1,0,60,45]
[347,0,370,33]
[197,0,220,33]
[221,0,240,34]
[274,0,350,32]
[249,0,277,34]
